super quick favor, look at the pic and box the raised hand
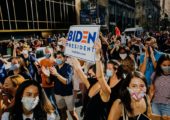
[149,46,154,57]
[94,39,102,55]
[94,39,102,61]
[49,66,58,76]
[41,66,50,77]
[69,57,82,71]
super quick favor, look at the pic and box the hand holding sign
[64,25,100,63]
[69,57,81,71]
[94,39,102,61]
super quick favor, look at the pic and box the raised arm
[95,40,111,102]
[149,47,157,69]
[139,49,148,74]
[70,58,90,89]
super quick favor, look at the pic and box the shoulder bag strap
[122,105,128,120]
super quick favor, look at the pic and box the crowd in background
[0,29,169,120]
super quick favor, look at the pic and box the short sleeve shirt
[53,63,73,96]
[140,50,162,86]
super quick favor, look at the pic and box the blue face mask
[106,69,113,77]
[45,53,51,58]
[56,59,63,65]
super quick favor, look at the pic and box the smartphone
[148,47,151,56]
[137,114,150,120]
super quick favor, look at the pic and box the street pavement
[56,94,83,120]
[56,106,83,120]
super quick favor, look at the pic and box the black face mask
[88,77,97,85]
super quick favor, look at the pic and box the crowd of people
[0,29,169,120]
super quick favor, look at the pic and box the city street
[0,0,170,120]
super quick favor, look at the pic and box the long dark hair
[153,54,170,84]
[119,71,148,114]
[9,80,54,120]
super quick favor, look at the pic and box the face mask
[161,66,170,75]
[88,77,97,85]
[21,96,39,111]
[106,69,113,77]
[56,59,63,65]
[45,53,51,58]
[119,53,127,60]
[127,88,146,101]
[9,64,20,71]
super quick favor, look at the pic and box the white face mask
[119,53,127,60]
[21,96,39,111]
[106,69,113,77]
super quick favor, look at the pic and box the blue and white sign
[64,25,100,63]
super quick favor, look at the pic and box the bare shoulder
[114,99,122,105]
[111,99,122,111]
[108,99,123,120]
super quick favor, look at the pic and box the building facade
[135,0,161,31]
[109,0,135,32]
[0,0,77,32]
[80,0,108,25]
[80,0,135,32]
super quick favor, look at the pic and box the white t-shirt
[1,112,56,120]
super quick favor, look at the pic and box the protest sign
[64,25,100,63]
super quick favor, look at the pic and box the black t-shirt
[107,79,123,116]
[83,78,107,120]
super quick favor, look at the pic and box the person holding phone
[139,37,162,87]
